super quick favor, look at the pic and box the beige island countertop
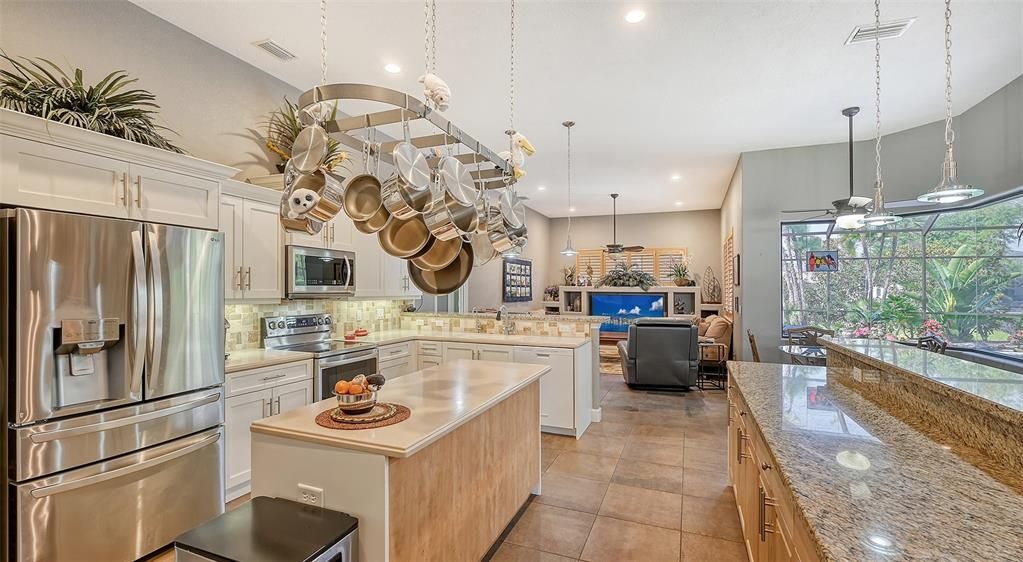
[250,359,549,457]
[346,329,591,349]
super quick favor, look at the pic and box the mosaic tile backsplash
[225,300,410,351]
[399,314,599,338]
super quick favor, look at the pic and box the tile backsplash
[399,314,599,338]
[225,299,410,351]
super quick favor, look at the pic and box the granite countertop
[250,359,549,457]
[729,361,1023,561]
[402,311,609,323]
[346,329,591,349]
[225,348,314,374]
[822,337,1023,415]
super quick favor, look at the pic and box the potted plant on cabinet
[670,260,690,287]
[262,97,348,174]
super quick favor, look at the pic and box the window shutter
[654,248,688,285]
[575,250,605,282]
[628,250,656,279]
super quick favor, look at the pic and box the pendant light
[916,0,983,204]
[560,120,578,257]
[834,107,870,230]
[862,0,902,226]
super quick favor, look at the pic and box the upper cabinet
[0,108,237,230]
[286,213,354,252]
[221,180,285,302]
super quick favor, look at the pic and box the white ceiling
[132,0,1023,218]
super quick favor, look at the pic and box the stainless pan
[290,124,329,174]
[353,205,392,234]
[279,162,343,233]
[424,155,479,240]
[382,173,435,219]
[343,141,384,222]
[378,215,432,258]
[411,235,463,271]
[408,244,474,295]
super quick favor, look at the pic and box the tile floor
[492,373,746,562]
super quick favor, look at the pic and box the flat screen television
[590,292,667,333]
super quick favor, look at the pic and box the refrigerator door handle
[28,391,221,443]
[147,230,165,393]
[27,430,221,499]
[130,230,147,401]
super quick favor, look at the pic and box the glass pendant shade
[835,211,866,230]
[862,181,903,226]
[560,234,577,256]
[916,150,983,204]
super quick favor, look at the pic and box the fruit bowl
[334,390,378,414]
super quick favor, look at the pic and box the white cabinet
[378,341,416,380]
[418,355,443,370]
[221,182,285,301]
[478,344,515,362]
[442,342,478,362]
[353,229,385,298]
[383,253,422,298]
[514,347,576,432]
[379,356,414,380]
[224,360,313,500]
[131,163,218,229]
[287,213,354,251]
[441,342,515,363]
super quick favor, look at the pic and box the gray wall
[0,0,299,178]
[467,208,552,312]
[719,163,743,358]
[738,75,1023,363]
[548,209,722,289]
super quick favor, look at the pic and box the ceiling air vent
[844,17,916,45]
[253,39,296,61]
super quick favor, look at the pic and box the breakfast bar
[249,359,549,562]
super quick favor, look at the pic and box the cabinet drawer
[417,340,442,356]
[226,361,312,398]
[378,341,412,361]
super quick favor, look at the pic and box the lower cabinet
[729,385,815,562]
[440,342,515,362]
[225,360,313,501]
[378,342,417,380]
[418,355,443,370]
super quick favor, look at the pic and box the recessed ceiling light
[569,207,576,213]
[670,174,681,181]
[624,9,646,24]
[384,63,401,73]
[537,185,546,191]
[674,201,683,206]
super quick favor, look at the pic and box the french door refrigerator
[1,208,226,562]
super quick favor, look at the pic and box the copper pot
[408,244,474,295]
[411,235,463,271]
[377,215,432,258]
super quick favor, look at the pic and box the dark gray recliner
[617,318,700,389]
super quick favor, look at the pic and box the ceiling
[132,1,1023,218]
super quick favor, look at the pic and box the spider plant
[0,53,183,153]
[263,97,348,172]
[595,262,658,291]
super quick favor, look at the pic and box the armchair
[617,318,700,390]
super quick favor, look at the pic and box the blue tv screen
[590,293,667,333]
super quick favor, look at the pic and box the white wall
[467,207,551,311]
[548,209,722,287]
[739,75,1023,363]
[0,0,299,178]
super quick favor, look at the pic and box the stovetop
[276,340,377,358]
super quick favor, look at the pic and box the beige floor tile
[681,495,744,542]
[541,448,562,472]
[598,483,683,530]
[535,472,610,514]
[680,532,748,561]
[580,516,681,562]
[505,503,595,559]
[565,433,627,458]
[684,433,728,452]
[584,420,633,437]
[632,424,687,439]
[491,542,578,562]
[682,468,731,500]
[542,432,576,450]
[611,459,684,494]
[547,452,619,482]
[682,446,726,472]
[620,440,685,467]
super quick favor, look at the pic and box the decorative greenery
[263,97,347,171]
[0,53,183,153]
[595,262,658,291]
[670,261,689,280]
[544,285,559,301]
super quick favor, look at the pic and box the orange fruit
[335,380,350,395]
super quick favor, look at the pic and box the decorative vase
[674,277,688,287]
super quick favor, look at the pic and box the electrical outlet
[376,308,385,319]
[298,483,324,507]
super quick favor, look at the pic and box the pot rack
[297,83,516,190]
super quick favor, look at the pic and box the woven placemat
[314,403,411,430]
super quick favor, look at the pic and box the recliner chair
[617,318,700,390]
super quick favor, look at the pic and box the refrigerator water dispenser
[53,318,122,407]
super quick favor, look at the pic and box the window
[781,193,1023,360]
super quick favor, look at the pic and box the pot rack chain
[424,0,437,75]
[320,0,328,86]
[943,0,954,149]
[873,0,882,185]
[503,0,518,186]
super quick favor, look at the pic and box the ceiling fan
[604,193,645,254]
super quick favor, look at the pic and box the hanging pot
[378,215,432,258]
[411,235,463,271]
[468,231,496,267]
[423,155,479,240]
[279,162,343,233]
[487,193,527,254]
[290,124,329,175]
[381,173,435,219]
[353,205,392,234]
[343,141,384,222]
[408,244,475,295]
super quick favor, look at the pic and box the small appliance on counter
[173,496,358,562]
[262,313,378,400]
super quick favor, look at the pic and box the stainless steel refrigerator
[1,208,226,562]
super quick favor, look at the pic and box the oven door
[316,349,378,400]
[286,246,354,298]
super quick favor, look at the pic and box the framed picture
[502,257,533,303]
[806,250,839,272]
[733,254,741,286]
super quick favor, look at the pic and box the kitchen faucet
[498,306,515,335]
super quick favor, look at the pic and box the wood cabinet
[221,181,285,301]
[729,385,817,562]
[225,360,313,500]
[0,112,235,230]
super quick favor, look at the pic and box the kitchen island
[249,359,549,562]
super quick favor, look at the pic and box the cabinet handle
[273,397,280,415]
[330,223,335,244]
[736,427,752,464]
[761,462,772,471]
[264,399,272,417]
[120,172,128,207]
[134,175,142,208]
[245,266,252,290]
[759,485,778,541]
[261,373,286,382]
[236,267,244,290]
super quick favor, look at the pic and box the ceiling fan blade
[623,245,645,252]
[781,208,831,214]
[798,213,832,222]
[884,198,930,209]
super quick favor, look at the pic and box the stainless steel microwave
[286,245,355,298]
